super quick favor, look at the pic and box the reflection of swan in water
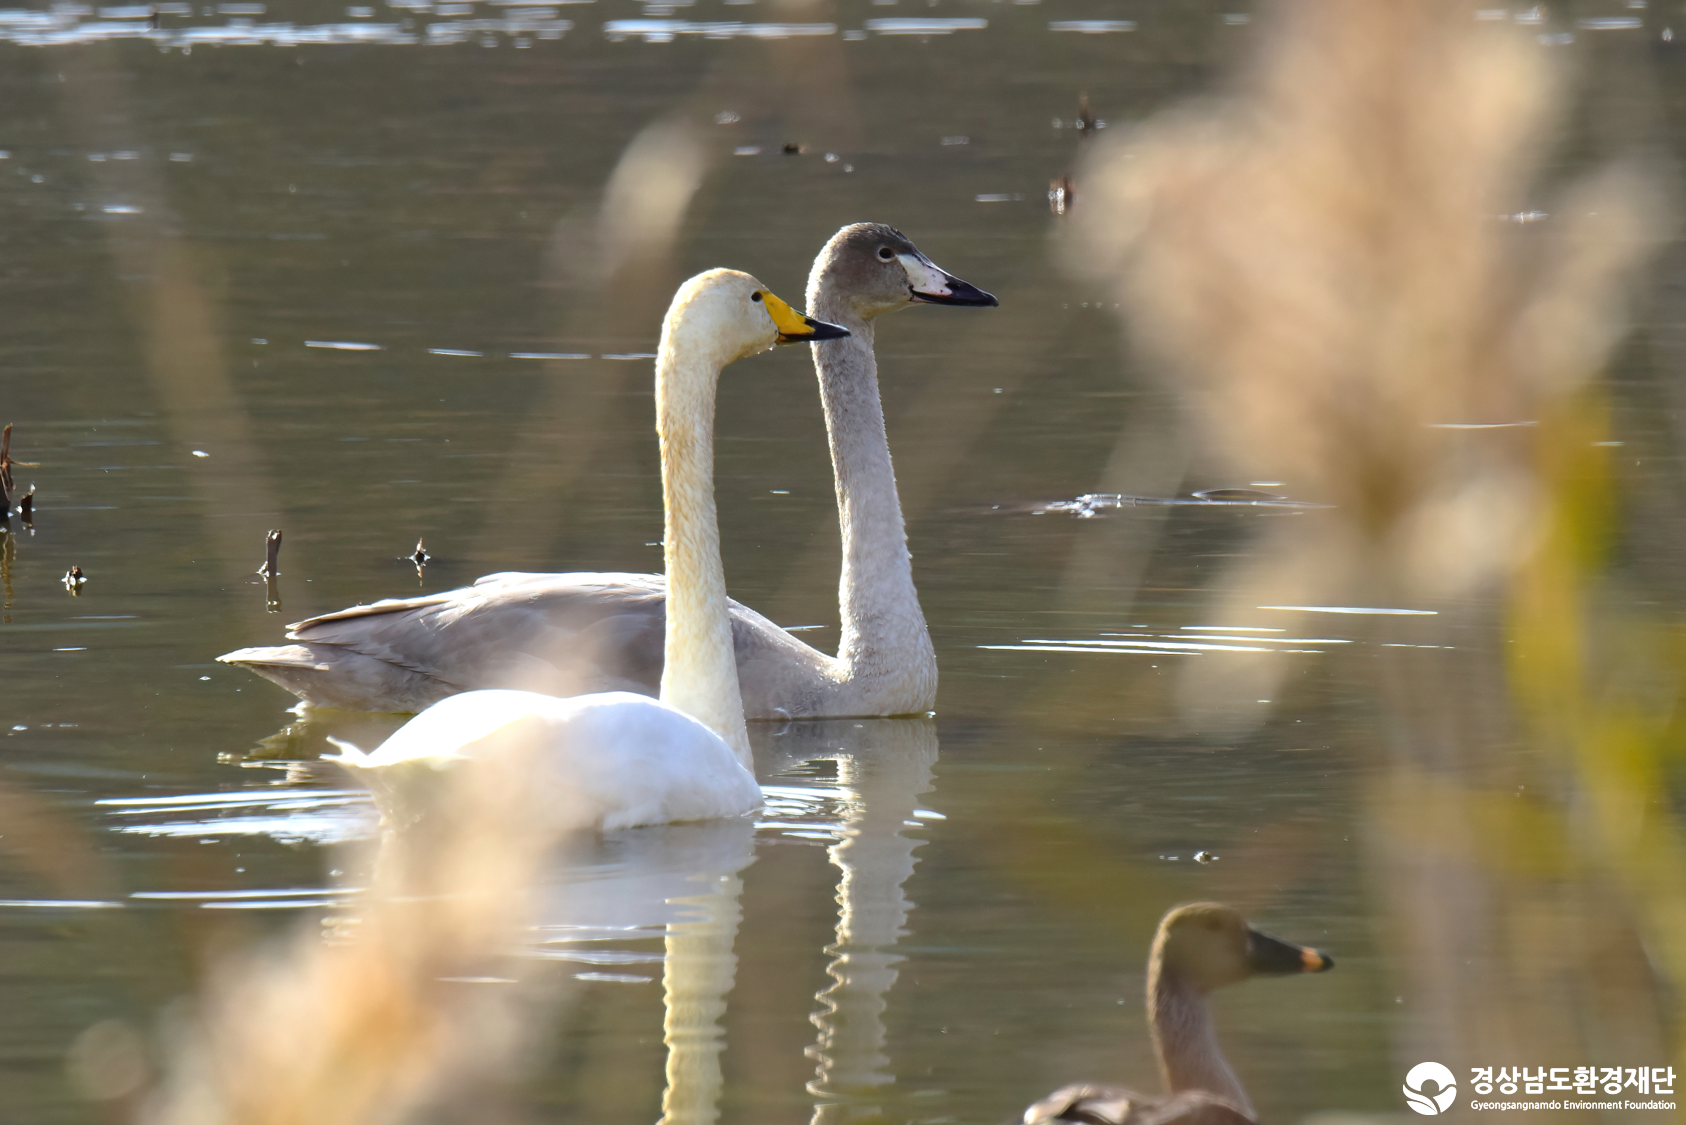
[531,817,759,1125]
[650,819,755,1125]
[535,818,756,970]
[539,718,938,1125]
[760,717,940,1122]
[325,270,844,829]
[1022,904,1333,1125]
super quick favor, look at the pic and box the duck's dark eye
[751,291,763,302]
[877,247,894,261]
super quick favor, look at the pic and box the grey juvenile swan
[1022,903,1333,1125]
[219,225,995,718]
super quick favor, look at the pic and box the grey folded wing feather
[1022,1085,1253,1125]
[218,571,826,715]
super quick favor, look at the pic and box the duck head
[1153,902,1333,993]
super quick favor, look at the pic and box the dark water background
[0,3,1680,1123]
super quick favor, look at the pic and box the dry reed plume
[1070,0,1660,607]
[141,726,566,1125]
[1066,0,1683,1088]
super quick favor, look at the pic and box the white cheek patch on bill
[897,252,954,298]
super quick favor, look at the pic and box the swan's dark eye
[877,247,894,261]
[751,291,763,302]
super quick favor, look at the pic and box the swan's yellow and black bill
[1245,926,1334,975]
[757,288,851,344]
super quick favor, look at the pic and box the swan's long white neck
[656,323,752,768]
[805,285,936,700]
[1148,961,1254,1118]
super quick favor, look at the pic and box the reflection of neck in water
[797,718,939,1122]
[659,863,751,1125]
[493,816,758,1125]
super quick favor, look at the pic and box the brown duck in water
[1022,903,1332,1125]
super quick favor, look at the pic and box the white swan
[217,225,995,719]
[326,270,849,831]
[1022,903,1333,1125]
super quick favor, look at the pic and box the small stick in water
[1049,174,1075,216]
[0,423,13,513]
[258,530,282,578]
[1076,93,1097,136]
[410,538,432,584]
[259,530,284,613]
[18,486,31,524]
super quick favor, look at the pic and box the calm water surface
[1,3,1681,1123]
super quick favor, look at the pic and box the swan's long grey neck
[806,295,935,689]
[1148,964,1254,1118]
[656,340,751,766]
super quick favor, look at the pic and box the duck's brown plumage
[1021,903,1332,1125]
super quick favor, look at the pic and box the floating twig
[18,485,32,525]
[1075,93,1097,136]
[259,529,283,612]
[258,529,282,578]
[1049,174,1074,216]
[0,424,13,513]
[410,538,432,584]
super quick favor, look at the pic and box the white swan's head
[1152,902,1333,992]
[809,223,999,320]
[663,269,848,366]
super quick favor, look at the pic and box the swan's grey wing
[218,573,674,712]
[1022,1086,1252,1125]
[218,570,833,716]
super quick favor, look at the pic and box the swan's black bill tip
[779,315,850,344]
[911,274,999,307]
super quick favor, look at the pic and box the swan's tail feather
[217,643,452,713]
[323,735,372,767]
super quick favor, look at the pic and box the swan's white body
[326,271,844,832]
[217,225,993,719]
[329,689,760,831]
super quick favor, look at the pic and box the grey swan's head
[1153,902,1333,993]
[810,221,999,321]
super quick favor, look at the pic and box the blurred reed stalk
[1069,0,1680,1096]
[140,725,567,1125]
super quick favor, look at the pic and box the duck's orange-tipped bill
[1246,925,1335,975]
